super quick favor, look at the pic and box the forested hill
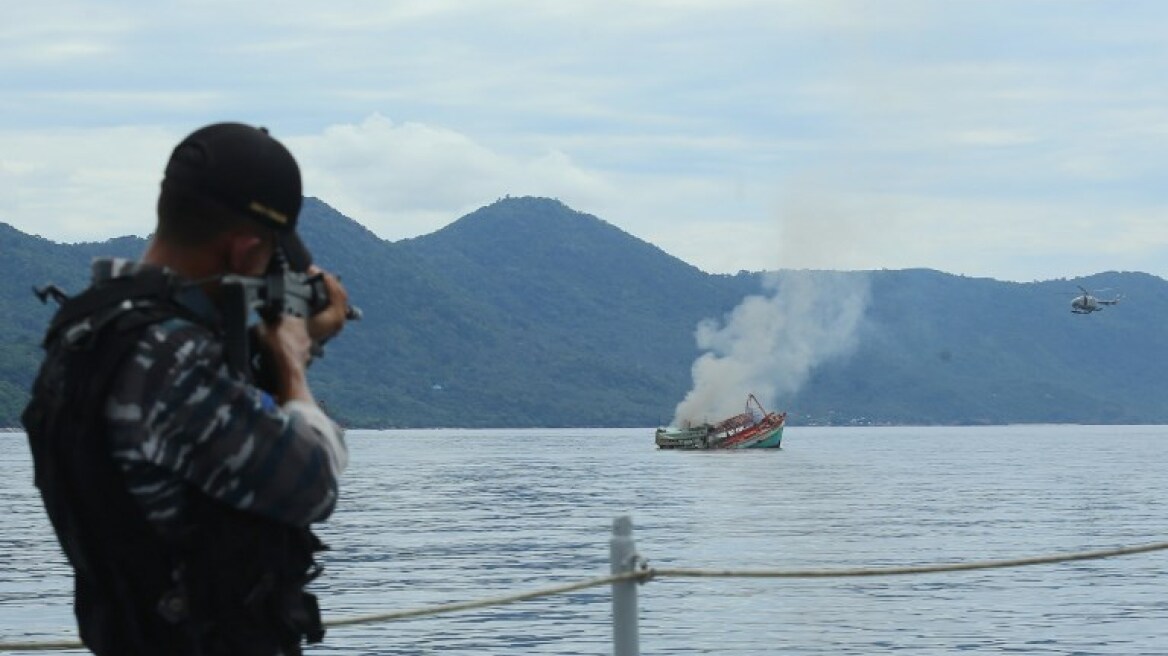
[2,196,1166,428]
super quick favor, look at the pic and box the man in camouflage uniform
[22,122,351,655]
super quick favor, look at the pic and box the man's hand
[307,266,349,343]
[256,315,315,405]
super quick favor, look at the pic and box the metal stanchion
[610,515,640,656]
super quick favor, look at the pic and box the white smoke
[671,270,870,426]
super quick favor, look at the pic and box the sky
[4,0,1168,282]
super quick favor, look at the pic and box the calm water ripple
[2,425,1166,654]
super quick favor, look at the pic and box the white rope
[649,539,1168,580]
[0,639,84,653]
[3,539,1165,651]
[326,573,627,627]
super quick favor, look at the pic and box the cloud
[0,115,621,246]
[3,111,1166,284]
[770,185,1168,281]
[0,126,174,240]
[948,129,1039,148]
[291,114,616,240]
[4,0,1168,282]
[0,4,131,66]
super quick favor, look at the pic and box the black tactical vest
[22,269,326,656]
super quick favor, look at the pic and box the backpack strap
[43,269,220,351]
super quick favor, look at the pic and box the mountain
[0,224,145,424]
[297,197,756,426]
[2,197,1167,427]
[791,269,1168,424]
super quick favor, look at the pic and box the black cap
[162,122,311,271]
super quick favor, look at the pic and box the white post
[610,515,640,656]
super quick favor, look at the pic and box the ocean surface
[1,425,1166,655]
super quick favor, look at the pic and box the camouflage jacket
[96,258,347,536]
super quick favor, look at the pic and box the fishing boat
[655,394,786,450]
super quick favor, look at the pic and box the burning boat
[655,394,786,450]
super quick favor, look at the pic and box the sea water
[1,425,1166,655]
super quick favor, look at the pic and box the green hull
[655,415,785,450]
[653,426,709,449]
[744,424,784,448]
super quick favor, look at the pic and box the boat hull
[743,424,784,449]
[655,416,784,450]
[653,426,709,449]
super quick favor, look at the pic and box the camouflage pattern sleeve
[105,318,346,531]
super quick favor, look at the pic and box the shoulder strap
[43,269,219,351]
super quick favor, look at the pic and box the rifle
[220,265,362,323]
[32,251,359,379]
[219,251,362,377]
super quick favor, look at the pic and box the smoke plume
[671,270,869,426]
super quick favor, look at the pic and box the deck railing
[3,515,1168,654]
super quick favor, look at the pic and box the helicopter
[1071,285,1121,314]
